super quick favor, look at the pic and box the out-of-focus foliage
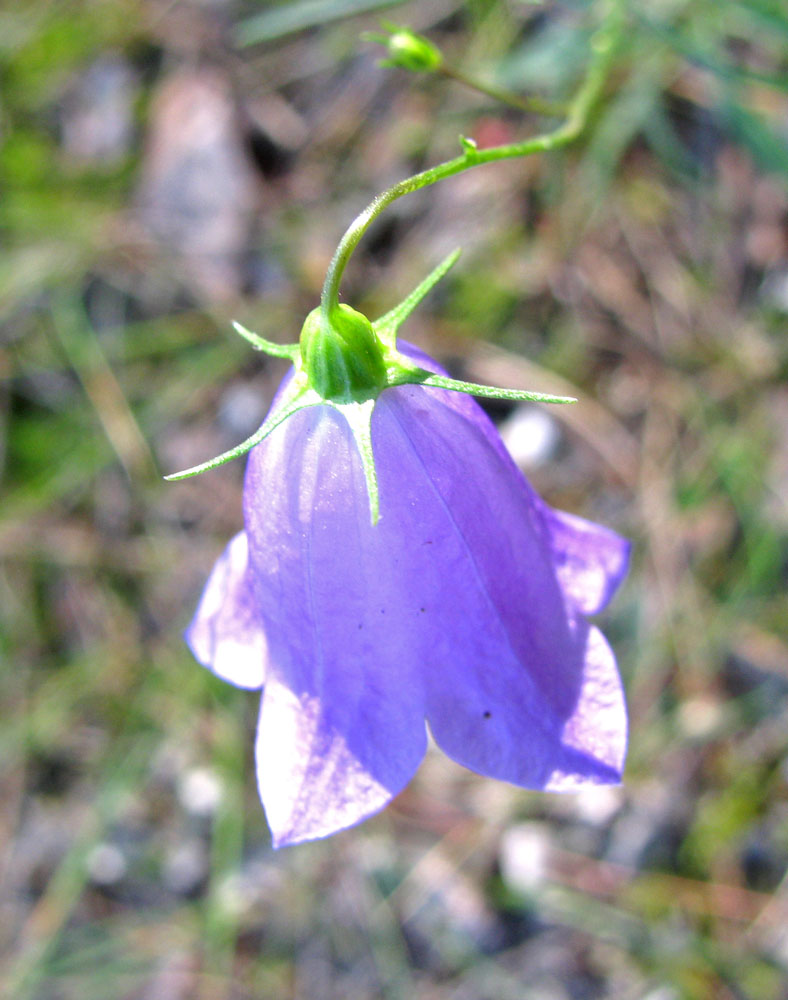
[2,1,788,998]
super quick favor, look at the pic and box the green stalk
[320,0,624,320]
[438,63,565,118]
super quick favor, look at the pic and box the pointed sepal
[231,321,300,360]
[165,379,323,480]
[334,398,380,524]
[417,372,576,405]
[373,248,461,347]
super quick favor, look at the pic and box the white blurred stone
[677,697,724,740]
[215,872,247,918]
[761,269,788,313]
[164,839,207,894]
[499,405,560,468]
[641,988,680,1000]
[219,382,268,437]
[61,57,136,165]
[568,785,624,825]
[86,842,127,885]
[216,859,285,917]
[136,68,260,301]
[499,822,550,893]
[773,928,788,968]
[178,766,223,816]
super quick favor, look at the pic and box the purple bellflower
[170,252,629,848]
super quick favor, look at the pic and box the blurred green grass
[2,1,788,998]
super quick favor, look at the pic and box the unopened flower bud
[369,25,443,74]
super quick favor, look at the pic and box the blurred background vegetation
[2,0,788,997]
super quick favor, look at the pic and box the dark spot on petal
[483,711,491,719]
[358,624,363,630]
[420,607,425,613]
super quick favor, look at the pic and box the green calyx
[165,250,575,525]
[300,304,387,401]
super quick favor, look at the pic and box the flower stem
[320,0,624,319]
[438,63,565,118]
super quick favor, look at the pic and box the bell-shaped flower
[170,252,629,848]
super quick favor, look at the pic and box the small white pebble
[164,840,207,894]
[219,384,268,437]
[177,767,223,817]
[641,988,681,1000]
[215,872,247,917]
[761,269,788,313]
[765,924,788,969]
[499,405,560,468]
[499,822,550,893]
[569,785,624,825]
[677,697,724,740]
[86,843,127,885]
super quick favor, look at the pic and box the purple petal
[542,507,631,616]
[256,674,421,848]
[546,625,627,790]
[399,342,630,616]
[244,406,429,847]
[375,378,627,789]
[185,531,267,690]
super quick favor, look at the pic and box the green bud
[372,25,443,74]
[299,304,388,401]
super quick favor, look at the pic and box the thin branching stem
[320,0,624,319]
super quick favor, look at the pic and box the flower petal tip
[546,507,631,616]
[184,532,266,690]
